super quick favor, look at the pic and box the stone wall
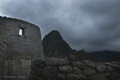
[0,16,45,80]
[0,16,45,60]
[30,58,120,80]
[0,38,7,80]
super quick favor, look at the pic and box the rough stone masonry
[0,16,45,80]
[30,58,120,80]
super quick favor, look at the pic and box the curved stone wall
[0,16,45,80]
[0,16,45,60]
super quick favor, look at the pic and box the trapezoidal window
[19,28,25,35]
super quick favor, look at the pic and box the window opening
[19,28,24,35]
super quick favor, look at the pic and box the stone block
[83,68,96,76]
[0,51,6,58]
[73,67,82,74]
[110,72,120,79]
[0,41,7,49]
[42,66,60,79]
[0,57,4,63]
[0,68,4,74]
[57,74,66,79]
[36,77,43,80]
[37,69,42,76]
[59,66,72,73]
[106,66,114,71]
[46,58,70,66]
[96,65,106,72]
[67,73,86,80]
[72,61,87,69]
[0,75,3,80]
[83,60,96,67]
[0,46,7,54]
[88,74,107,80]
[0,63,4,69]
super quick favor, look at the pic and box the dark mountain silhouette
[42,30,120,61]
[73,49,120,62]
[88,50,120,62]
[42,30,72,57]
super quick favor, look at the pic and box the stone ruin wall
[0,38,7,80]
[0,16,45,60]
[0,16,45,80]
[30,58,120,80]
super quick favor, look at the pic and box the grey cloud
[1,0,120,51]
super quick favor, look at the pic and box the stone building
[0,16,45,80]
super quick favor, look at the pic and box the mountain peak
[50,30,60,33]
[42,30,72,57]
[49,30,60,36]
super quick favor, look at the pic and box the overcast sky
[0,0,120,52]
